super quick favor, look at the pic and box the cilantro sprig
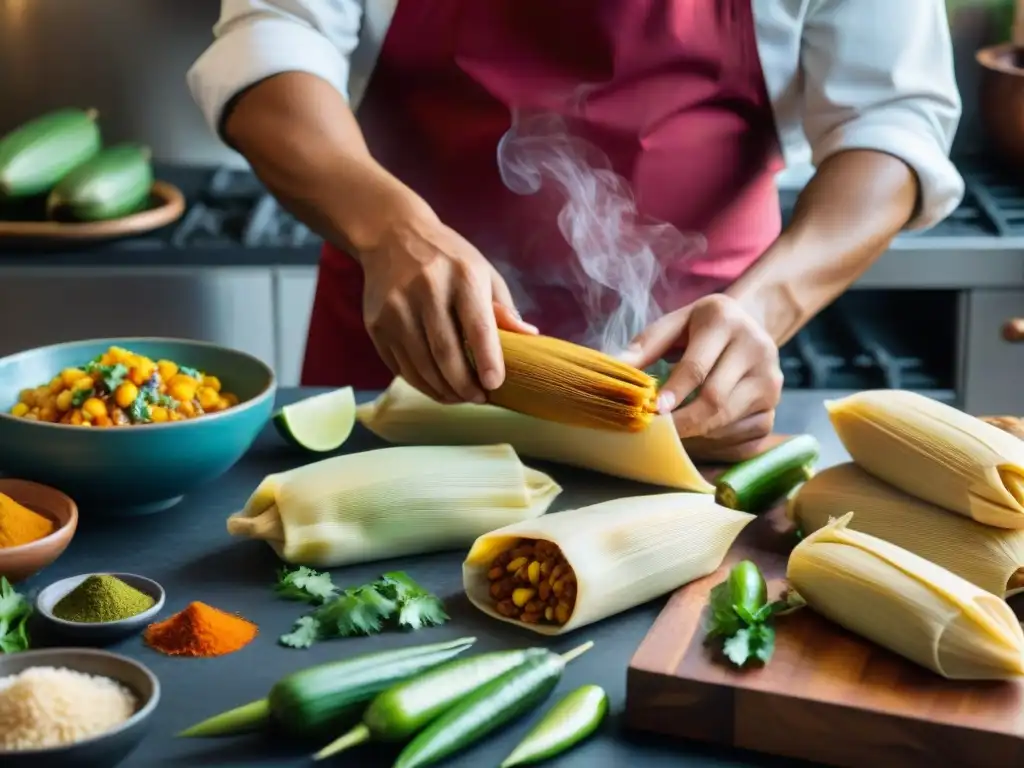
[0,577,32,653]
[275,567,449,649]
[704,560,793,668]
[84,361,128,392]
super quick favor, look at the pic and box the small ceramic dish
[0,646,160,768]
[0,478,78,583]
[36,573,165,643]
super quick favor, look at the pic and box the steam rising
[496,111,706,355]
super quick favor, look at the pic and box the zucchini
[46,143,153,222]
[715,434,819,513]
[0,108,101,198]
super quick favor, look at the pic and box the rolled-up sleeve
[800,0,964,230]
[187,0,362,138]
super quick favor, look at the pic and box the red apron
[302,0,784,388]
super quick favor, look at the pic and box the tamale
[464,493,754,635]
[789,463,1024,597]
[357,376,715,492]
[486,330,658,432]
[787,512,1024,680]
[226,444,562,567]
[826,389,1024,528]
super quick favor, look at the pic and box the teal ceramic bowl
[0,338,276,516]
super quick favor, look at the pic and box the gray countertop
[24,388,852,768]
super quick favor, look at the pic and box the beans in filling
[486,538,576,625]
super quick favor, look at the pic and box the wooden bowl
[0,180,185,245]
[0,479,78,583]
[977,43,1024,167]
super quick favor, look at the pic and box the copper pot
[977,43,1024,166]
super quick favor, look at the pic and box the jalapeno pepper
[393,641,594,768]
[499,684,609,767]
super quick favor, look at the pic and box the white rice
[0,666,138,750]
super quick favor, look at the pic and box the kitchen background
[0,0,1021,413]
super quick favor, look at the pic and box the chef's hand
[620,294,783,462]
[359,206,537,405]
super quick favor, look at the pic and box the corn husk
[826,389,1024,529]
[463,493,754,635]
[789,463,1024,597]
[787,512,1024,680]
[226,444,561,567]
[357,377,714,493]
[489,330,658,432]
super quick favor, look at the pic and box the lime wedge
[273,387,356,452]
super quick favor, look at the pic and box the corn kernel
[178,400,196,418]
[48,377,64,395]
[223,393,239,406]
[202,375,222,392]
[157,360,178,381]
[10,403,28,417]
[544,606,554,622]
[149,406,169,423]
[39,405,58,422]
[527,561,541,585]
[511,588,535,608]
[21,413,38,421]
[215,397,230,411]
[114,382,139,409]
[93,414,111,427]
[555,602,572,624]
[81,398,106,419]
[168,381,197,403]
[507,556,529,573]
[18,389,35,406]
[54,390,73,412]
[60,368,87,388]
[197,386,220,410]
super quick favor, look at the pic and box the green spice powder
[53,574,156,623]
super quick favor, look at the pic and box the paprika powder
[144,601,258,657]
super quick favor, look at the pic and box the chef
[188,0,963,461]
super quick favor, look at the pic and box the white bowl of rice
[0,647,159,768]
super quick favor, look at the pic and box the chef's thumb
[619,307,691,368]
[490,274,538,334]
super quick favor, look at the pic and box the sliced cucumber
[715,434,819,513]
[273,387,357,452]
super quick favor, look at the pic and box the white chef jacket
[188,0,965,231]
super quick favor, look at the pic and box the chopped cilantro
[85,362,128,392]
[275,567,337,604]
[148,393,178,409]
[178,365,202,379]
[279,616,322,649]
[127,394,151,423]
[70,388,94,408]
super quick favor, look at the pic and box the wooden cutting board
[625,479,1024,768]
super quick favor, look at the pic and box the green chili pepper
[393,641,594,768]
[499,684,608,767]
[312,648,549,760]
[729,559,768,621]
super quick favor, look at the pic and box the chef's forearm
[727,149,918,345]
[223,71,431,257]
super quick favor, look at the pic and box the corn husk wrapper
[789,463,1024,597]
[787,512,1024,680]
[463,493,754,635]
[826,389,1024,529]
[357,377,714,493]
[489,330,658,432]
[226,444,561,567]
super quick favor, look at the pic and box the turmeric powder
[0,492,55,548]
[144,601,258,657]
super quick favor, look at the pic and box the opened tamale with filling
[482,330,659,433]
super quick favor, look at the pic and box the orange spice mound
[143,601,258,658]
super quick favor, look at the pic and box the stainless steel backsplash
[0,0,1014,166]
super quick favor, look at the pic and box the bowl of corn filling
[0,338,275,516]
